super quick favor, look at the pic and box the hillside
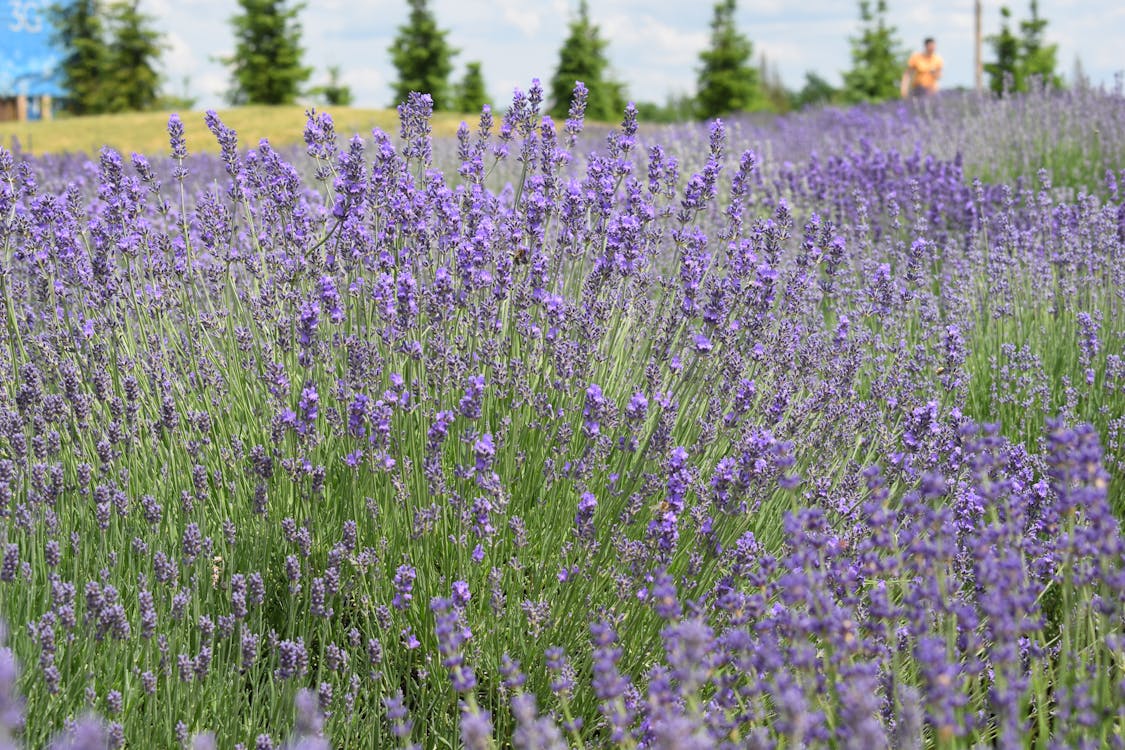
[0,105,471,156]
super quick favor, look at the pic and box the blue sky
[145,0,1123,109]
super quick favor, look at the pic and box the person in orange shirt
[901,37,943,97]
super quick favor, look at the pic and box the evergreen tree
[157,75,198,110]
[1070,55,1090,90]
[548,1,624,122]
[105,0,164,112]
[1017,0,1061,89]
[49,0,110,114]
[841,0,903,104]
[454,62,488,113]
[389,0,457,110]
[758,53,792,113]
[696,0,760,119]
[984,6,1021,94]
[223,0,311,105]
[795,71,838,109]
[633,94,695,124]
[985,2,1061,95]
[309,66,354,107]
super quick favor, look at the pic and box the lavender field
[1,81,1125,749]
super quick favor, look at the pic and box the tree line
[47,0,1065,119]
[50,0,164,115]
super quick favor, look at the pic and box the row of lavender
[0,82,1123,747]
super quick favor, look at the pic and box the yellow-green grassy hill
[0,105,472,157]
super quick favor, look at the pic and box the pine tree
[106,0,164,112]
[224,0,311,105]
[634,94,695,124]
[309,66,354,107]
[389,0,457,110]
[984,6,1021,94]
[1017,0,1061,89]
[157,75,198,110]
[548,0,624,122]
[49,0,111,115]
[985,2,1061,95]
[758,53,792,113]
[1070,55,1090,90]
[841,0,903,104]
[454,62,488,113]
[696,0,760,119]
[795,71,838,109]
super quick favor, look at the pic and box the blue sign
[0,0,64,96]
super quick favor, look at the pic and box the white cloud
[340,66,386,107]
[198,71,228,104]
[496,0,544,36]
[604,13,708,65]
[161,31,196,74]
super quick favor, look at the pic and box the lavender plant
[0,82,1123,748]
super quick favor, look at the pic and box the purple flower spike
[432,596,476,693]
[392,564,417,610]
[303,109,337,162]
[48,713,107,750]
[293,687,325,737]
[398,92,434,166]
[1,638,25,739]
[459,705,492,750]
[459,375,486,420]
[583,384,608,438]
[473,433,495,473]
[564,81,589,147]
[575,491,597,541]
[203,109,240,182]
[383,690,413,739]
[452,581,471,609]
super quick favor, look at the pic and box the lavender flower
[648,447,692,554]
[392,564,416,610]
[274,639,308,681]
[383,690,413,740]
[1077,311,1101,366]
[0,547,16,583]
[432,596,476,692]
[510,693,566,750]
[1,636,24,741]
[582,384,608,438]
[0,79,1123,750]
[459,375,486,420]
[574,491,597,541]
[48,714,108,750]
[167,113,188,163]
[459,705,493,750]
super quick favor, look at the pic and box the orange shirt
[907,52,944,91]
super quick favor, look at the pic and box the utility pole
[975,1,983,93]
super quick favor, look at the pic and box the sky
[145,0,1124,110]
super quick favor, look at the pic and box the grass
[0,105,472,156]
